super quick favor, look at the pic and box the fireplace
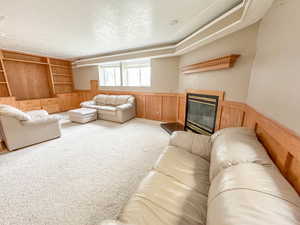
[185,93,219,135]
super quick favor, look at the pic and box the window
[99,62,121,86]
[99,59,151,87]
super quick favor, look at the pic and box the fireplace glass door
[185,94,219,135]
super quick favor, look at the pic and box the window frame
[99,62,122,87]
[99,59,151,87]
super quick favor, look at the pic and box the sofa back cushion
[207,163,300,225]
[115,95,132,105]
[169,131,212,161]
[94,95,107,105]
[93,94,133,106]
[209,127,273,181]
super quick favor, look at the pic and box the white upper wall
[73,56,179,92]
[247,0,300,134]
[73,66,99,90]
[178,23,259,102]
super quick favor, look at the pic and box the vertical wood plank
[162,96,178,122]
[177,94,186,125]
[135,95,146,118]
[145,95,162,121]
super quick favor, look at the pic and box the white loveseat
[80,94,136,123]
[0,105,61,151]
[101,127,300,225]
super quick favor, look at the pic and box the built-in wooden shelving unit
[181,54,240,74]
[0,49,74,100]
[0,52,12,97]
[49,58,73,95]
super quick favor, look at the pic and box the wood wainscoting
[244,106,300,195]
[79,89,300,194]
[0,85,299,195]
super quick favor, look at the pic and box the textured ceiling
[0,0,242,59]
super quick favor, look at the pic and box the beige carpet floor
[0,118,169,225]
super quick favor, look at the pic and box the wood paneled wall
[5,61,52,99]
[75,87,300,194]
[0,80,299,194]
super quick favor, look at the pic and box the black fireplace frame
[184,93,219,135]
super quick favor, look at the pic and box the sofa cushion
[154,146,210,195]
[98,106,117,117]
[169,131,212,161]
[209,127,273,181]
[119,171,207,225]
[94,94,107,105]
[98,106,117,111]
[93,95,132,106]
[104,95,118,105]
[115,95,131,105]
[207,163,300,225]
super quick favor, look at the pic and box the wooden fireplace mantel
[186,89,225,100]
[181,54,240,74]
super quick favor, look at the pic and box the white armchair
[0,105,61,151]
[80,94,136,123]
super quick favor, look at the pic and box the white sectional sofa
[101,127,300,225]
[80,94,136,123]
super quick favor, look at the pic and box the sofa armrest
[21,115,61,126]
[116,103,133,111]
[80,100,97,108]
[169,131,212,161]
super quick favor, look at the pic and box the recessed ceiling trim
[175,1,244,47]
[73,2,245,66]
[74,45,175,63]
[73,1,246,66]
[175,7,244,55]
[73,0,274,67]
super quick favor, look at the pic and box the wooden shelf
[181,54,240,74]
[3,58,48,65]
[50,64,71,68]
[0,82,8,84]
[53,73,72,77]
[54,82,73,85]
